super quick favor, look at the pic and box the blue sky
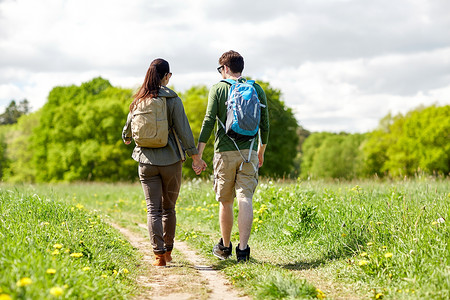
[1,0,449,132]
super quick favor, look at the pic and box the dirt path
[111,223,250,300]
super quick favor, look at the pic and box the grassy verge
[2,178,448,299]
[175,178,449,299]
[0,187,139,299]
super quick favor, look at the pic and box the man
[196,50,269,262]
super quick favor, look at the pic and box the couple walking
[122,50,270,267]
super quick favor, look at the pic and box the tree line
[0,77,448,182]
[300,105,449,179]
[0,77,298,182]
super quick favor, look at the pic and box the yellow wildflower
[375,293,383,299]
[376,222,383,225]
[53,244,63,249]
[51,250,60,255]
[101,274,108,278]
[366,242,373,246]
[0,294,12,300]
[360,252,368,257]
[70,252,83,258]
[384,252,393,258]
[358,260,369,266]
[316,288,326,299]
[432,221,438,226]
[341,233,347,237]
[113,269,118,275]
[82,267,90,271]
[46,268,57,274]
[123,268,129,274]
[49,287,64,297]
[351,185,361,191]
[16,277,33,287]
[75,203,84,209]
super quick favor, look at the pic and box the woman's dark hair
[219,50,244,74]
[130,58,170,111]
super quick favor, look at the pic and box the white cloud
[263,49,450,132]
[1,0,449,133]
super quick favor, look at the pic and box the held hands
[192,155,207,175]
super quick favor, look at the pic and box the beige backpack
[131,97,168,148]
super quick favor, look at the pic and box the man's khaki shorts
[213,150,259,202]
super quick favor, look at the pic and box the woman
[122,58,206,266]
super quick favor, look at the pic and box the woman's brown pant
[139,161,182,254]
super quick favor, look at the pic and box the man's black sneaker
[212,238,232,260]
[236,244,250,262]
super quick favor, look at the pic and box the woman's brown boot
[153,254,166,267]
[165,251,172,263]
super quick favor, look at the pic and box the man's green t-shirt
[198,80,270,152]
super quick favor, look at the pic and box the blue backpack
[219,78,264,141]
[217,78,265,170]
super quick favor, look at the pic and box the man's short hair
[219,50,244,74]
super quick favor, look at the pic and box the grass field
[0,187,139,299]
[1,178,449,299]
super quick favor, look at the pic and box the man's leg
[212,152,236,259]
[219,199,234,247]
[236,150,259,251]
[237,196,253,250]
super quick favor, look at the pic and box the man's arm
[258,143,267,168]
[197,142,207,159]
[198,85,219,145]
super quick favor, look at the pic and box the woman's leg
[159,161,182,251]
[139,163,165,254]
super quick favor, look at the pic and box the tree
[1,112,40,182]
[301,132,365,179]
[300,132,333,178]
[0,99,31,124]
[257,81,299,177]
[31,77,136,182]
[362,105,449,177]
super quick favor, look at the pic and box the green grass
[0,187,139,299]
[1,178,449,299]
[174,178,449,299]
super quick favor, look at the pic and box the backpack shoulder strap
[221,79,235,85]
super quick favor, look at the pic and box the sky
[1,0,449,133]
